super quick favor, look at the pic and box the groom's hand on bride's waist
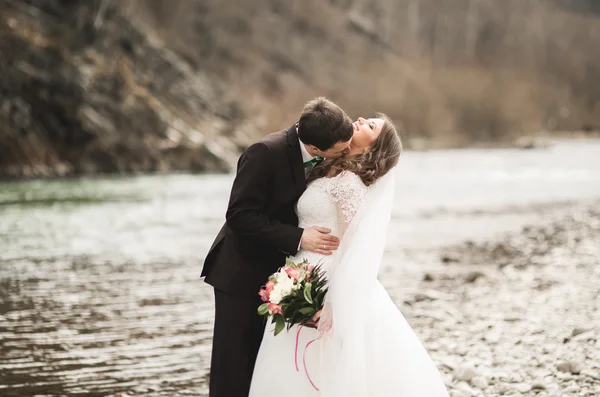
[300,227,340,255]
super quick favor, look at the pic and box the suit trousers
[209,289,266,397]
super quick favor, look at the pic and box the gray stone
[571,330,596,341]
[454,365,480,382]
[471,376,490,389]
[465,271,485,283]
[423,272,436,282]
[531,382,546,390]
[562,385,581,393]
[455,382,476,397]
[571,327,592,337]
[557,361,584,374]
[512,383,532,393]
[580,369,600,380]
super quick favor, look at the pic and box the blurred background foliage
[1,0,599,177]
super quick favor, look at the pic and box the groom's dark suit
[201,125,307,397]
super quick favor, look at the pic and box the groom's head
[298,97,353,159]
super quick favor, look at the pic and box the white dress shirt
[299,139,316,163]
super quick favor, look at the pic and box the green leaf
[274,315,285,336]
[288,311,300,329]
[303,282,313,304]
[257,302,270,316]
[299,307,316,316]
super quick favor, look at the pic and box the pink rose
[284,266,302,280]
[268,303,283,315]
[305,264,315,280]
[265,280,276,294]
[258,288,269,302]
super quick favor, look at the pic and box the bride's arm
[328,171,368,237]
[318,171,368,332]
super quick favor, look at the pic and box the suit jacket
[201,125,307,297]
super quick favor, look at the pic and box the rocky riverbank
[405,204,600,397]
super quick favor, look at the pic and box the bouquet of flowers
[257,258,328,336]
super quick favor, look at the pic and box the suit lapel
[286,125,307,195]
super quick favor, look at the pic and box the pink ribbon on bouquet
[294,322,322,391]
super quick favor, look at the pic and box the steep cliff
[0,0,248,177]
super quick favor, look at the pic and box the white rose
[269,277,296,305]
[275,270,290,284]
[269,286,284,304]
[282,276,297,294]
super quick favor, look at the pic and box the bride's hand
[315,308,332,333]
[301,227,340,255]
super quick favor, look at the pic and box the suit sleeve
[225,142,303,255]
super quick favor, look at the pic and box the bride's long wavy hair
[307,113,402,186]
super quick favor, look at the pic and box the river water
[1,139,599,396]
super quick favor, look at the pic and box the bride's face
[346,117,384,156]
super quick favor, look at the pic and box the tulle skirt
[249,282,449,397]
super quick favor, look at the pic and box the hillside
[1,0,599,177]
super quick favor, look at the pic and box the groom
[201,97,354,397]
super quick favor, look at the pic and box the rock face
[1,0,600,177]
[0,0,246,177]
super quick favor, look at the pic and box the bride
[249,115,449,396]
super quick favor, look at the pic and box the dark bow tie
[303,157,324,167]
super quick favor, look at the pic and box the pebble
[465,271,485,283]
[557,361,585,374]
[562,385,581,393]
[423,272,436,281]
[572,327,592,337]
[580,369,600,380]
[471,375,489,389]
[531,382,547,390]
[455,382,476,397]
[441,253,461,264]
[571,330,596,342]
[453,365,479,382]
[512,383,532,393]
[483,330,502,343]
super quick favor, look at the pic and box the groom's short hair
[297,97,353,150]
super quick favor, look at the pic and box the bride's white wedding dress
[249,170,449,397]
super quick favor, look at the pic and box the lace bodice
[289,171,368,270]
